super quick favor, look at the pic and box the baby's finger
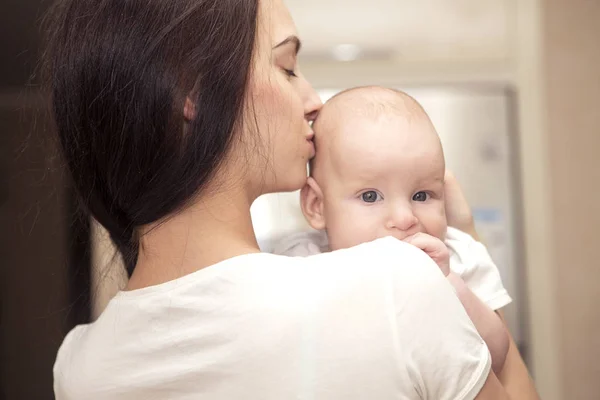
[403,232,444,253]
[403,233,450,275]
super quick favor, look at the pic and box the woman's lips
[307,138,315,158]
[306,130,315,157]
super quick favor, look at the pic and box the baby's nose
[386,207,419,232]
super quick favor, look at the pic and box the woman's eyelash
[283,68,297,77]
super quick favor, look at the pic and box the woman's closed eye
[283,67,297,78]
[361,190,383,203]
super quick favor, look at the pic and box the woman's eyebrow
[273,35,302,54]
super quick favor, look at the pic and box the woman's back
[54,238,490,400]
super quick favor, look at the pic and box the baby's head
[301,86,447,250]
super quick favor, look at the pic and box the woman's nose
[300,77,322,122]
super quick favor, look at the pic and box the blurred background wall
[1,0,599,399]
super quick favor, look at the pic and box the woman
[46,0,537,398]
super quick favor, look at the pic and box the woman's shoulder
[53,238,479,399]
[209,237,442,288]
[309,236,444,280]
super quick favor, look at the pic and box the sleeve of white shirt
[378,238,492,400]
[446,227,512,311]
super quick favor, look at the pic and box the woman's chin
[281,177,307,193]
[254,171,307,197]
[276,169,308,193]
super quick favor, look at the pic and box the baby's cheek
[327,206,382,250]
[421,205,448,240]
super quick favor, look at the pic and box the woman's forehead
[259,0,299,46]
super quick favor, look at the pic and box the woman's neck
[127,182,260,290]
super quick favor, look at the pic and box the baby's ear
[300,177,326,230]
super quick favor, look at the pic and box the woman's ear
[184,97,196,121]
[300,177,326,230]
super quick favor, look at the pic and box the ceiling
[0,0,514,87]
[285,0,515,62]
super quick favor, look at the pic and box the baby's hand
[403,233,450,276]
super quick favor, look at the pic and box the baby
[274,86,511,374]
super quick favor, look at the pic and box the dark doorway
[0,1,92,398]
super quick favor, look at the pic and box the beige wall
[514,0,563,398]
[516,0,600,398]
[544,0,600,398]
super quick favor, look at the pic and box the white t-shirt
[54,237,491,400]
[273,227,512,311]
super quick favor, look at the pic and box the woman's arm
[496,311,540,399]
[475,371,511,400]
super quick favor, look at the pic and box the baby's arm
[446,272,509,374]
[444,171,539,398]
[404,233,509,375]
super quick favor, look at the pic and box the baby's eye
[412,191,429,202]
[361,191,382,203]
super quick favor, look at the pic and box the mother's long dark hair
[43,0,258,276]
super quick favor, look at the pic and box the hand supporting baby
[444,170,478,239]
